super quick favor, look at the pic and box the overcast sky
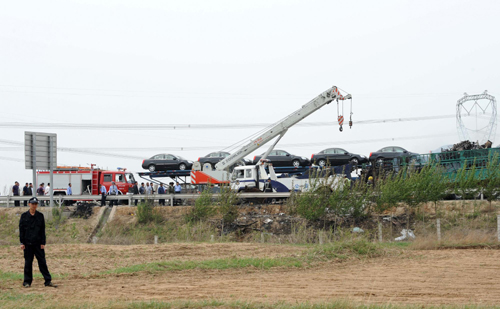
[1,0,499,192]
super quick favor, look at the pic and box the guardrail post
[437,218,441,242]
[170,194,174,206]
[497,215,500,242]
[378,222,383,242]
[154,235,158,245]
[6,196,10,208]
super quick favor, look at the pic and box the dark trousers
[24,245,52,285]
[134,199,138,206]
[108,195,116,207]
[24,199,28,207]
[159,197,165,206]
[14,195,20,207]
[101,193,106,206]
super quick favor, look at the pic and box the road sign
[25,132,57,170]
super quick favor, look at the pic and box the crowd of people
[9,180,184,207]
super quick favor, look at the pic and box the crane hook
[339,125,343,132]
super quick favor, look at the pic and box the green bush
[185,186,216,223]
[218,184,239,224]
[136,203,154,224]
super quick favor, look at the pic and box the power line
[0,114,457,130]
[0,133,457,160]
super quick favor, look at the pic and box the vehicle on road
[37,165,135,196]
[190,85,353,193]
[142,154,193,172]
[311,148,367,167]
[198,151,251,169]
[369,146,418,166]
[252,150,311,167]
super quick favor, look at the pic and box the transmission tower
[456,90,497,144]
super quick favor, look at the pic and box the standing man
[19,197,57,288]
[37,183,45,206]
[263,178,273,192]
[12,181,20,207]
[158,183,165,206]
[100,184,107,207]
[44,183,50,196]
[174,182,182,206]
[132,181,139,206]
[139,182,146,204]
[66,183,73,206]
[108,181,118,207]
[22,183,30,207]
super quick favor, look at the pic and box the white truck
[190,85,352,192]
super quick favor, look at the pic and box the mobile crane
[190,86,352,191]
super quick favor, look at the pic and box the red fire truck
[37,165,135,196]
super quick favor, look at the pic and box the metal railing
[0,192,291,207]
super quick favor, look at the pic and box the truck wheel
[292,160,300,167]
[179,163,187,170]
[350,158,359,165]
[318,159,326,167]
[148,165,156,172]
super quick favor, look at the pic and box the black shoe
[23,282,31,288]
[45,282,57,288]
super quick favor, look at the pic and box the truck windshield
[231,169,245,181]
[126,173,135,184]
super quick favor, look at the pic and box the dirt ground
[1,243,500,306]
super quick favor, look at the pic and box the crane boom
[215,86,351,171]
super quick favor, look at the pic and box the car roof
[377,146,406,151]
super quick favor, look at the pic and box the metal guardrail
[0,192,291,207]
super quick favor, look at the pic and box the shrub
[185,186,216,223]
[136,203,154,224]
[218,184,239,224]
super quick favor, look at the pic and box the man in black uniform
[132,181,139,206]
[19,197,57,288]
[22,183,30,206]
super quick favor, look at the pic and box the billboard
[25,132,57,170]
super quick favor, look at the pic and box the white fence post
[378,222,383,242]
[154,235,158,245]
[497,215,500,242]
[437,218,441,242]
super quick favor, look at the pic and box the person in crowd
[100,184,107,207]
[132,181,139,206]
[167,182,175,194]
[22,183,30,207]
[108,181,119,207]
[12,181,20,207]
[66,183,73,206]
[37,183,45,206]
[19,197,57,288]
[146,182,152,195]
[44,183,50,196]
[174,182,182,206]
[367,176,374,188]
[263,178,273,193]
[158,183,165,206]
[139,182,146,204]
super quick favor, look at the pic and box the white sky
[1,0,499,191]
